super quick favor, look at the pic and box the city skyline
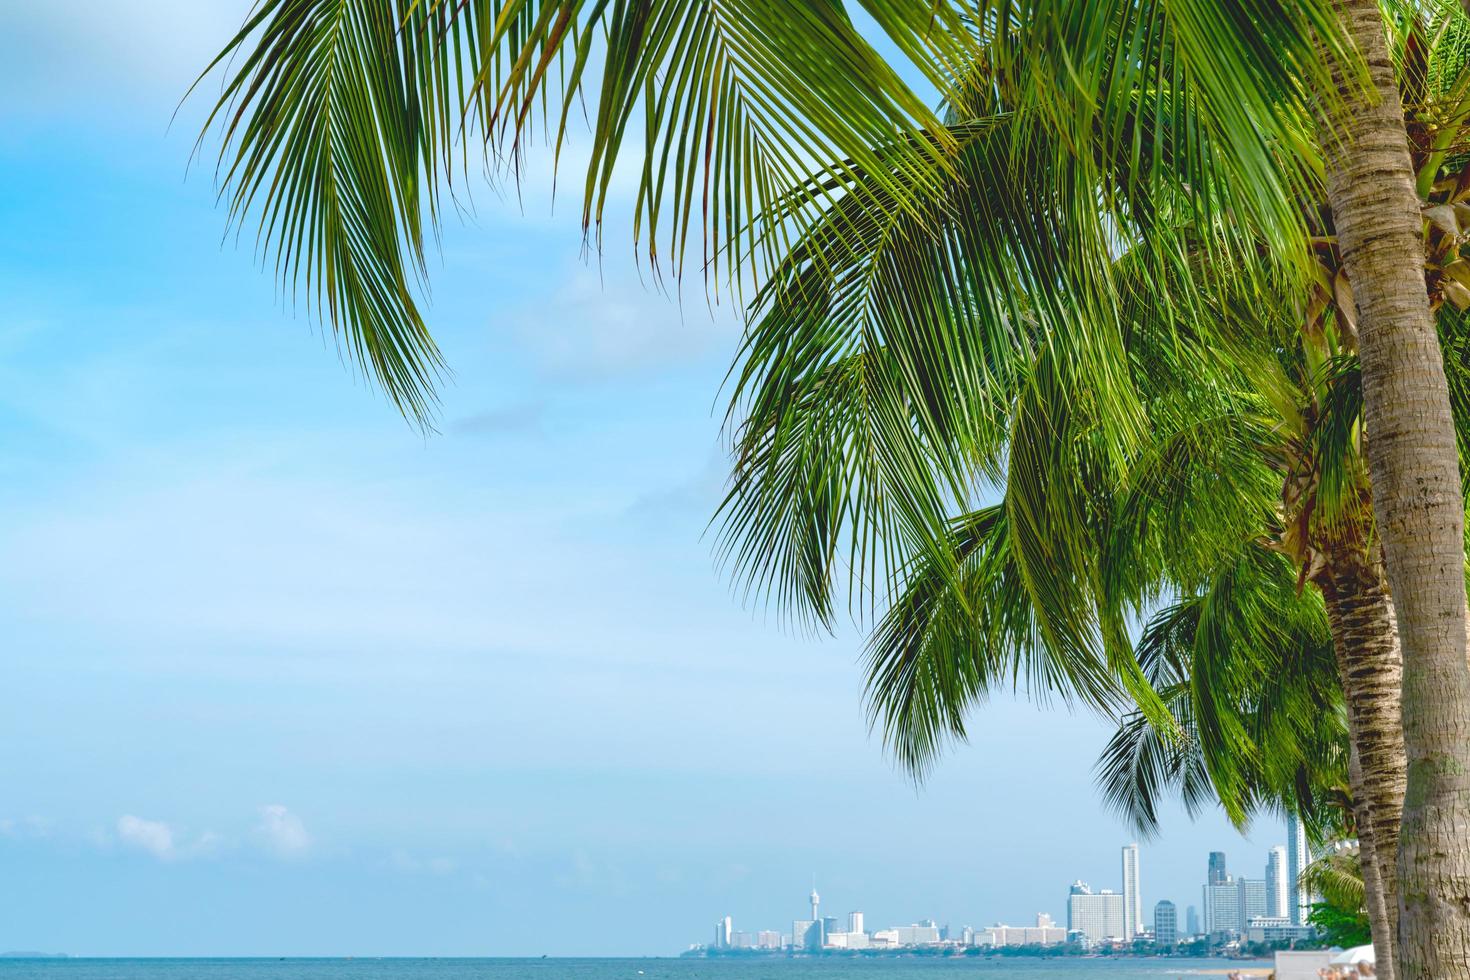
[701,821,1312,955]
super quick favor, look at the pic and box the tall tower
[810,884,820,922]
[1266,845,1288,919]
[1208,851,1228,885]
[1122,843,1142,936]
[1287,812,1312,925]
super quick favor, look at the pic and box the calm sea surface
[0,960,1273,980]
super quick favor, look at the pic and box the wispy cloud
[254,804,310,858]
[510,266,735,381]
[117,814,177,860]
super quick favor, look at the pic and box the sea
[0,960,1273,980]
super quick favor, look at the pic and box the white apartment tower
[714,915,732,949]
[1266,845,1288,919]
[848,911,865,935]
[1122,843,1142,936]
[1287,812,1311,926]
[1068,880,1127,943]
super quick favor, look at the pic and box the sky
[0,0,1278,958]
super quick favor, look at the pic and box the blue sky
[0,1,1275,957]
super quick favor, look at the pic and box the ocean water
[0,960,1273,980]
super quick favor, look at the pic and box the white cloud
[117,814,176,860]
[255,804,310,858]
[510,266,735,380]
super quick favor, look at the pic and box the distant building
[1068,881,1126,944]
[1203,880,1242,935]
[870,929,900,948]
[1154,901,1178,946]
[822,917,840,943]
[1186,905,1200,937]
[825,931,870,949]
[730,931,755,949]
[756,931,782,950]
[1287,812,1312,926]
[1246,916,1316,945]
[714,916,732,949]
[1208,851,1229,885]
[1267,846,1289,919]
[976,913,1067,947]
[1122,843,1142,936]
[1238,878,1267,925]
[791,919,820,950]
[890,923,941,945]
[847,911,864,936]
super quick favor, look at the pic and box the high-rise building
[1122,843,1142,936]
[822,916,840,943]
[1154,900,1178,946]
[848,911,865,936]
[1287,812,1313,926]
[757,931,782,950]
[1186,905,1201,936]
[1208,851,1229,885]
[1203,881,1242,935]
[1067,880,1127,943]
[1266,846,1288,919]
[714,916,732,949]
[791,920,820,950]
[1238,878,1267,924]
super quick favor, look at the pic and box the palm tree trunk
[1318,1,1470,974]
[1349,741,1397,980]
[1317,532,1404,980]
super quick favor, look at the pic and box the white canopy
[1329,944,1376,965]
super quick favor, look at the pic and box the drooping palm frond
[863,503,1120,777]
[194,0,459,422]
[1302,843,1366,914]
[718,113,1116,630]
[195,0,971,420]
[1097,547,1346,835]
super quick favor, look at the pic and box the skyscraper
[1186,905,1200,936]
[848,911,865,936]
[1238,878,1267,924]
[1287,812,1310,926]
[1266,846,1288,919]
[1154,900,1178,946]
[1067,880,1127,943]
[1208,851,1228,885]
[1203,880,1242,935]
[1122,843,1142,936]
[714,915,732,949]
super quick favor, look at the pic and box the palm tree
[193,2,1470,974]
[1315,9,1470,967]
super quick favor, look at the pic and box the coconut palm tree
[193,2,1470,974]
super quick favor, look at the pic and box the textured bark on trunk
[1349,742,1398,980]
[1318,2,1470,975]
[1317,533,1404,980]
